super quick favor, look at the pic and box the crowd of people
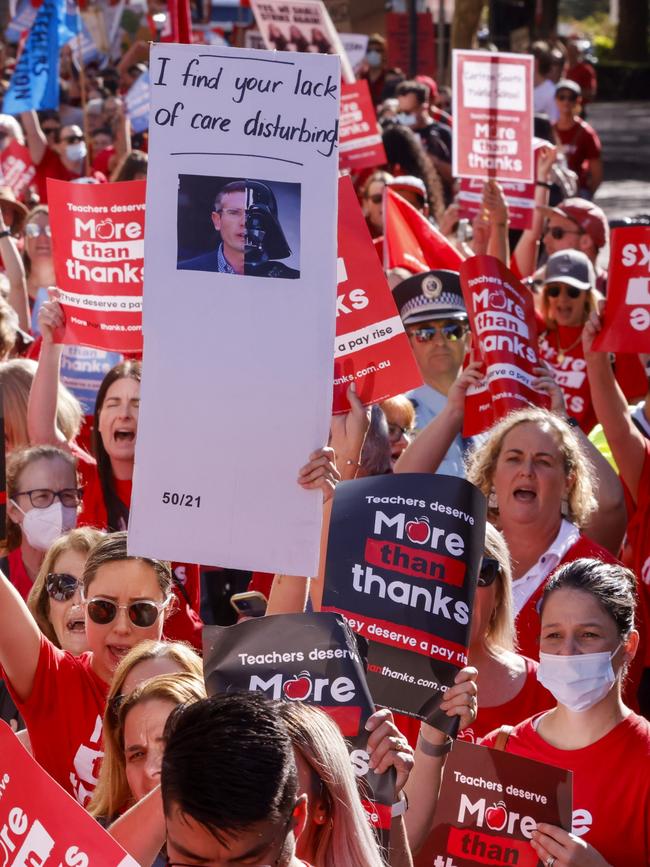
[0,10,647,867]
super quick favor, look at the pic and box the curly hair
[381,124,445,223]
[466,407,596,528]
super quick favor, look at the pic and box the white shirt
[534,79,559,122]
[511,519,580,615]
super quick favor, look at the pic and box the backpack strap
[493,724,513,752]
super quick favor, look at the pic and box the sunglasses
[388,422,414,443]
[544,225,582,241]
[478,557,501,588]
[545,283,582,299]
[25,223,52,239]
[556,92,577,102]
[46,572,80,602]
[366,193,383,205]
[85,597,168,628]
[409,323,467,343]
[63,134,84,144]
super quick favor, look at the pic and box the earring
[314,812,328,825]
[561,498,569,518]
[488,487,498,511]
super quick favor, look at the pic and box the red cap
[415,74,438,101]
[538,197,608,249]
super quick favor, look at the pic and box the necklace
[555,330,582,363]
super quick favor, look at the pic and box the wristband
[536,180,552,189]
[0,230,12,239]
[417,731,453,757]
[391,791,409,817]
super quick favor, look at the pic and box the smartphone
[230,591,268,619]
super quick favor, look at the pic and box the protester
[532,42,559,122]
[91,673,206,824]
[394,80,452,189]
[5,445,80,598]
[380,394,416,467]
[22,205,55,313]
[482,559,650,866]
[553,80,602,199]
[0,531,172,803]
[359,33,404,106]
[565,38,597,106]
[27,526,104,654]
[381,124,446,220]
[360,170,393,238]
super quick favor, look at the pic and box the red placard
[339,80,386,173]
[592,226,650,354]
[383,187,464,275]
[452,50,534,183]
[0,720,137,867]
[415,739,572,867]
[334,176,421,413]
[0,140,36,201]
[458,177,535,231]
[48,178,145,354]
[386,12,436,77]
[460,255,550,436]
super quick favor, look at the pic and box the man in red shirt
[553,79,602,199]
[162,693,313,867]
[21,110,88,203]
[566,38,597,105]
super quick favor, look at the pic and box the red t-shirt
[553,118,601,189]
[33,148,77,203]
[481,713,650,866]
[6,635,107,805]
[7,546,33,600]
[393,657,554,748]
[566,62,597,102]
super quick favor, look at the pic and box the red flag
[168,0,191,43]
[383,187,464,274]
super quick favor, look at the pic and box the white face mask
[11,500,77,551]
[366,50,382,68]
[537,644,622,712]
[65,141,87,163]
[395,112,417,127]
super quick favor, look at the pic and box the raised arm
[27,295,70,449]
[394,362,483,475]
[584,310,646,503]
[513,145,557,279]
[484,180,510,266]
[0,571,42,702]
[20,110,47,165]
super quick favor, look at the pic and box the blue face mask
[366,50,382,68]
[394,112,417,127]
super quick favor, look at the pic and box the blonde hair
[88,641,203,819]
[27,526,105,646]
[541,285,598,331]
[91,673,205,820]
[466,407,596,528]
[0,358,82,450]
[483,524,516,652]
[278,703,386,867]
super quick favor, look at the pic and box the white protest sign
[125,68,150,133]
[128,44,340,576]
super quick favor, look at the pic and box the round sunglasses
[545,283,582,299]
[46,572,81,601]
[85,596,168,628]
[478,557,501,588]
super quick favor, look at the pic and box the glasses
[25,223,52,238]
[46,572,81,601]
[409,323,468,343]
[217,208,245,219]
[478,557,501,588]
[14,487,83,508]
[544,225,582,241]
[545,283,582,299]
[63,134,84,144]
[388,422,414,443]
[85,597,168,628]
[366,193,383,205]
[556,92,577,102]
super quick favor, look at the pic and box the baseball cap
[555,79,581,97]
[393,270,467,326]
[415,74,438,101]
[544,250,595,290]
[538,197,609,250]
[388,176,427,199]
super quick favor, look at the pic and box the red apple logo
[485,801,508,832]
[406,516,430,544]
[283,671,312,701]
[95,219,115,240]
[489,289,507,310]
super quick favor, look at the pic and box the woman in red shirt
[482,559,650,867]
[0,530,172,805]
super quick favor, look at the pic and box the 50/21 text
[162,492,202,508]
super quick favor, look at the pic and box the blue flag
[3,0,76,114]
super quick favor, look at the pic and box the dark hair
[395,80,428,105]
[91,360,141,531]
[92,126,114,140]
[112,150,148,182]
[540,558,637,637]
[381,124,445,222]
[213,181,246,213]
[83,530,172,596]
[162,693,298,845]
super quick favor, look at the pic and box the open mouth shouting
[512,486,537,503]
[107,643,133,668]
